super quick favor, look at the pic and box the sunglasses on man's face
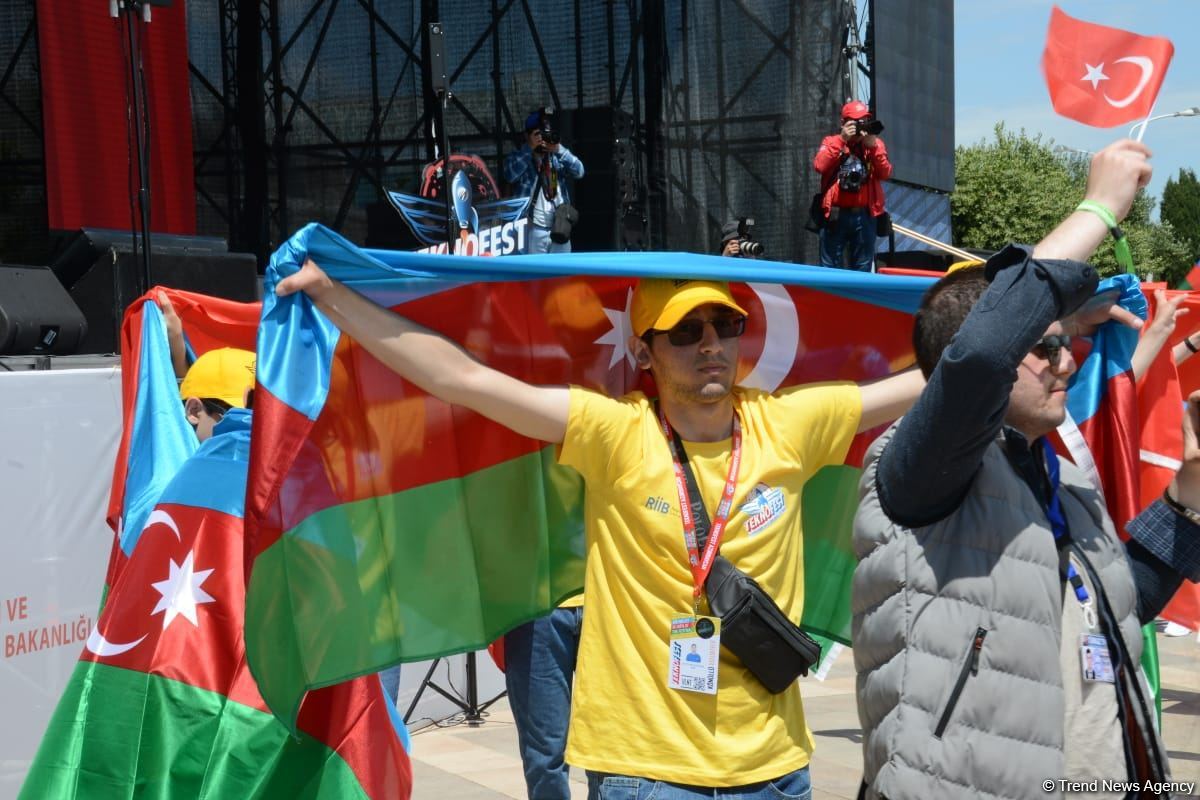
[1030,334,1072,367]
[647,314,748,347]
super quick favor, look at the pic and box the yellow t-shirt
[558,382,861,786]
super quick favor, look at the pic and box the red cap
[841,100,870,120]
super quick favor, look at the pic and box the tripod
[403,651,507,728]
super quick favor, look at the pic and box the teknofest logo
[388,154,530,256]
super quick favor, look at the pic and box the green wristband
[1076,199,1118,227]
[1076,200,1135,275]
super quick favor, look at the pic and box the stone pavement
[409,632,1200,799]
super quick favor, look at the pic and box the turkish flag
[1041,6,1174,128]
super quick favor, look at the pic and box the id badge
[668,615,721,695]
[1080,633,1115,683]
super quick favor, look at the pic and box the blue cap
[525,108,546,131]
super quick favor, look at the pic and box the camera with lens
[837,153,868,194]
[538,124,560,145]
[724,217,764,258]
[534,112,561,152]
[853,117,884,136]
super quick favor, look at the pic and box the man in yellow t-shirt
[277,266,924,798]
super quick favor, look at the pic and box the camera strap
[537,156,557,203]
[658,407,742,614]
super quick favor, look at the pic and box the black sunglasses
[1031,334,1072,366]
[645,314,747,347]
[200,398,232,419]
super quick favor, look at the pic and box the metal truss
[654,0,853,262]
[187,0,654,259]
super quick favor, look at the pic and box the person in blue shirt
[503,107,584,254]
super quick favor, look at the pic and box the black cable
[119,2,140,265]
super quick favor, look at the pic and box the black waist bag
[705,554,822,693]
[670,426,822,694]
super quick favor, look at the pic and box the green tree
[1161,168,1200,263]
[952,124,1192,284]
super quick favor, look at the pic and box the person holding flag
[22,303,412,799]
[275,256,925,795]
[852,140,1200,800]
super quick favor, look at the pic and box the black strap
[670,426,715,553]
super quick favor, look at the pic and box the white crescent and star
[85,509,217,658]
[592,283,800,392]
[1080,56,1154,108]
[593,288,635,369]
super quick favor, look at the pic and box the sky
[955,1,1199,212]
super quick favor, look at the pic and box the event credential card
[668,615,721,694]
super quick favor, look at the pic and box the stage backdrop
[36,0,195,234]
[0,367,121,798]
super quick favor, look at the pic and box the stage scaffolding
[0,0,855,267]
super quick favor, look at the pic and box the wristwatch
[1163,488,1200,525]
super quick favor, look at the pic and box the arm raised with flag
[275,265,925,441]
[277,265,571,443]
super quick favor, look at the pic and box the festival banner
[388,154,530,256]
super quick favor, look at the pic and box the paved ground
[409,631,1200,799]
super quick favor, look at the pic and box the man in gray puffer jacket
[853,139,1200,800]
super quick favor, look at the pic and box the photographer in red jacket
[813,100,892,271]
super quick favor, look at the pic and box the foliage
[1161,168,1200,263]
[952,124,1192,284]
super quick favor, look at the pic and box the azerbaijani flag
[22,408,411,798]
[1056,275,1145,528]
[243,223,931,727]
[103,289,259,592]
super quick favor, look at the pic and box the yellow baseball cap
[179,347,256,408]
[946,258,985,274]
[630,278,748,337]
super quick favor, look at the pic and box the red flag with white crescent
[1041,6,1174,128]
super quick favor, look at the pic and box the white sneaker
[1162,621,1192,637]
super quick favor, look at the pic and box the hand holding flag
[1042,6,1174,128]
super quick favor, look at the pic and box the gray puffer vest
[852,425,1171,800]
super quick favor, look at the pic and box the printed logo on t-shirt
[739,483,785,535]
[644,495,672,514]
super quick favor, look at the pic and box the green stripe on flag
[21,662,367,799]
[246,445,586,725]
[800,465,862,644]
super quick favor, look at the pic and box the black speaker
[0,264,88,355]
[558,108,644,251]
[50,229,259,355]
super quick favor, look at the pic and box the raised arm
[857,367,925,433]
[1131,289,1188,379]
[876,140,1151,526]
[276,260,569,443]
[554,145,584,179]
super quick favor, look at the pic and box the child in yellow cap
[179,347,255,442]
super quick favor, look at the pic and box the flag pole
[1133,99,1159,142]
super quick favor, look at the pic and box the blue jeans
[505,606,584,799]
[586,766,811,800]
[526,223,572,254]
[818,207,876,270]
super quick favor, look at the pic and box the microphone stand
[111,0,156,298]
